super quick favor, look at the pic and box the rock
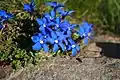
[80,42,102,58]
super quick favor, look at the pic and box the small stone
[80,42,102,58]
[84,42,102,52]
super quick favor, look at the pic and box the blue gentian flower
[47,31,66,52]
[24,0,35,13]
[60,20,76,35]
[31,1,94,56]
[31,33,49,52]
[67,38,80,56]
[36,18,54,34]
[58,9,75,19]
[51,17,61,30]
[0,10,14,21]
[46,2,64,10]
[59,20,70,30]
[0,10,6,17]
[56,31,69,45]
[78,22,93,44]
[43,10,56,22]
[36,18,47,32]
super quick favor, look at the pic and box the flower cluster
[0,10,13,29]
[24,1,93,56]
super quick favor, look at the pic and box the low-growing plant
[25,1,93,56]
[0,0,93,69]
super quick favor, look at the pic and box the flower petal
[56,17,60,24]
[47,22,54,27]
[24,4,31,12]
[83,37,89,45]
[76,45,80,51]
[59,42,65,51]
[50,9,55,18]
[53,44,59,52]
[43,44,49,52]
[39,26,46,35]
[36,18,43,26]
[0,10,6,17]
[79,26,85,37]
[43,17,47,23]
[67,30,71,35]
[46,2,57,8]
[68,10,75,15]
[6,13,14,19]
[72,48,77,56]
[47,37,54,44]
[68,38,75,45]
[66,45,71,50]
[64,39,68,45]
[31,35,40,43]
[51,31,57,39]
[23,0,35,12]
[32,42,41,50]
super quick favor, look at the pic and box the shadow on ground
[96,42,120,58]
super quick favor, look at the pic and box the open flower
[51,17,61,30]
[67,38,80,56]
[36,17,54,34]
[44,10,56,22]
[56,31,69,45]
[47,31,66,52]
[78,21,93,44]
[31,33,49,52]
[24,0,35,13]
[45,2,64,21]
[60,20,76,35]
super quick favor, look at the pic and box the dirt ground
[1,35,120,80]
[4,56,120,80]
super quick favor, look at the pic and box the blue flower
[78,21,93,44]
[0,10,14,22]
[58,9,75,19]
[56,31,69,45]
[67,38,80,56]
[43,11,55,22]
[46,2,64,10]
[24,0,35,13]
[31,33,49,52]
[47,31,66,52]
[0,10,6,17]
[59,20,76,35]
[50,17,61,30]
[36,17,54,34]
[31,1,94,57]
